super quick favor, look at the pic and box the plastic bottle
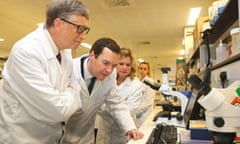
[216,40,227,63]
[230,27,240,56]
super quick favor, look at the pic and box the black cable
[206,35,211,68]
[202,29,212,68]
[220,71,227,88]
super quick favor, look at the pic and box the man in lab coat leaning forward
[63,38,144,144]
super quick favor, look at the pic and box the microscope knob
[213,117,225,127]
[176,113,183,121]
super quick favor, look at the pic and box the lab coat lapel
[79,78,89,96]
[59,50,72,88]
[38,24,63,90]
[77,55,90,96]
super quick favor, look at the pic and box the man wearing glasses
[0,0,89,143]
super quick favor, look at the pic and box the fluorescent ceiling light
[138,58,144,63]
[187,7,202,25]
[81,42,92,49]
[179,49,185,55]
[37,22,44,26]
[0,38,5,42]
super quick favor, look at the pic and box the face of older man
[53,15,89,50]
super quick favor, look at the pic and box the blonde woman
[135,61,155,127]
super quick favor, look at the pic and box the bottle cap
[236,87,240,97]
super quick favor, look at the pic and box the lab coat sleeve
[126,79,144,113]
[136,85,155,114]
[104,80,137,134]
[4,44,82,123]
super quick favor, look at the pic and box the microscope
[199,81,240,143]
[189,68,240,144]
[143,67,189,125]
[188,28,240,143]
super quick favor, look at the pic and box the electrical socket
[224,70,230,80]
[219,70,230,81]
[219,70,230,88]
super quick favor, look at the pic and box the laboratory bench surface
[127,107,213,144]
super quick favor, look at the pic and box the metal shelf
[188,0,240,67]
[202,0,239,45]
[211,53,240,70]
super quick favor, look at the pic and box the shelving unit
[202,0,238,45]
[212,53,240,70]
[187,0,240,88]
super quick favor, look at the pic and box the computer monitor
[183,89,205,129]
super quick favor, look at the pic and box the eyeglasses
[61,18,90,34]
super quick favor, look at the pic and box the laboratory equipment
[198,80,240,144]
[146,123,178,144]
[143,67,189,124]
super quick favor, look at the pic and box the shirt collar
[42,24,59,56]
[83,57,94,80]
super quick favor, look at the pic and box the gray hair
[46,0,89,28]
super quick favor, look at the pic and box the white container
[230,27,240,56]
[216,40,228,63]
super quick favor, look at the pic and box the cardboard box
[190,120,212,140]
[194,17,211,46]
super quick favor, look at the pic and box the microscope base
[211,131,235,144]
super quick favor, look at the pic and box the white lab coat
[63,55,136,144]
[0,79,3,95]
[96,77,144,144]
[0,24,82,144]
[135,76,155,128]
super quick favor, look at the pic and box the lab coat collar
[120,77,131,86]
[39,23,59,60]
[74,54,92,80]
[83,56,94,81]
[117,77,131,91]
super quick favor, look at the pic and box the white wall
[211,60,240,88]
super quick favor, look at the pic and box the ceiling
[0,0,214,72]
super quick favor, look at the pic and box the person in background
[138,62,151,81]
[96,48,144,144]
[0,0,90,143]
[135,61,155,127]
[63,38,143,144]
